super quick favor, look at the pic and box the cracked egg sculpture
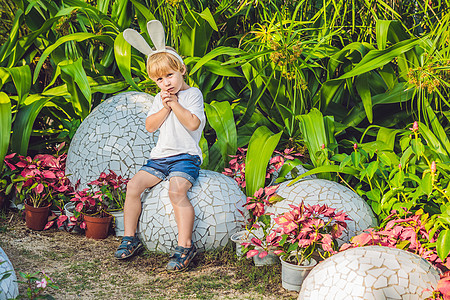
[267,179,377,243]
[298,245,440,300]
[138,170,246,253]
[66,91,157,188]
[0,246,19,300]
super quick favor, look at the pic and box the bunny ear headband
[123,20,184,64]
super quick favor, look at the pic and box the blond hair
[146,47,185,79]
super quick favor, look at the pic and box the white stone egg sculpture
[0,246,19,300]
[66,91,156,188]
[138,170,246,253]
[267,179,377,243]
[298,245,441,300]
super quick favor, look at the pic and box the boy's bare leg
[168,177,194,248]
[123,170,161,237]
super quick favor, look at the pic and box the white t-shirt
[147,87,205,162]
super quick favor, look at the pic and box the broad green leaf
[376,127,401,151]
[366,161,379,180]
[199,7,218,31]
[204,101,237,170]
[114,32,142,91]
[33,33,114,83]
[437,230,450,262]
[421,172,432,196]
[190,47,245,75]
[5,65,31,107]
[96,0,111,13]
[355,72,372,123]
[411,139,424,157]
[376,20,391,50]
[59,59,91,119]
[201,60,242,77]
[0,9,23,64]
[342,83,413,127]
[11,97,52,155]
[0,92,11,171]
[338,38,423,80]
[297,108,336,169]
[245,127,282,196]
[111,0,132,30]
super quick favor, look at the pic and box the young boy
[114,46,205,272]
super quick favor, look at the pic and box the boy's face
[151,67,186,95]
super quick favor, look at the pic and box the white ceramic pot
[63,202,83,233]
[280,257,317,291]
[110,210,125,236]
[230,230,250,258]
[253,248,279,266]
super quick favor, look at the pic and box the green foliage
[203,100,237,171]
[245,126,282,197]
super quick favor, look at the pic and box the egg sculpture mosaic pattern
[298,246,441,300]
[138,170,246,253]
[267,179,377,243]
[0,246,19,300]
[66,91,156,188]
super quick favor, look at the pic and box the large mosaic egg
[267,179,377,242]
[0,246,19,300]
[299,246,440,300]
[66,92,156,187]
[138,170,246,253]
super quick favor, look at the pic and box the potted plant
[0,153,21,210]
[6,151,75,231]
[70,188,112,240]
[235,185,284,262]
[273,202,351,291]
[242,214,282,266]
[87,170,129,236]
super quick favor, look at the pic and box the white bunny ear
[123,28,152,56]
[147,20,166,51]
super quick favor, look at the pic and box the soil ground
[0,210,297,300]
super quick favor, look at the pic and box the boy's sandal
[166,243,197,272]
[114,236,143,260]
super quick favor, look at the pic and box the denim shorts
[140,153,201,185]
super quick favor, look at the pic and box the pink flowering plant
[88,170,129,210]
[4,148,73,208]
[273,202,351,265]
[17,270,58,299]
[340,209,450,272]
[223,147,303,189]
[242,214,282,259]
[244,184,284,222]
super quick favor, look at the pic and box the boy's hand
[161,90,178,109]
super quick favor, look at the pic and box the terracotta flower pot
[24,202,51,231]
[83,214,112,240]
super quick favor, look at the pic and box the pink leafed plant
[222,147,303,189]
[244,184,284,222]
[88,170,129,210]
[273,202,351,265]
[241,214,282,259]
[340,209,450,272]
[4,149,74,208]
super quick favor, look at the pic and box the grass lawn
[0,211,297,300]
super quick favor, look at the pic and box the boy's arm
[169,101,201,131]
[146,107,171,133]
